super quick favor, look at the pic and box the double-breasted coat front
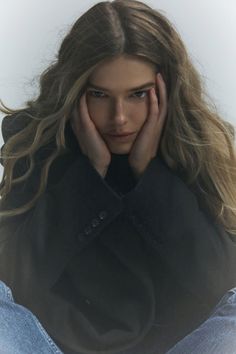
[0,111,236,354]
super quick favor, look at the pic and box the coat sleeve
[0,152,124,288]
[123,155,236,307]
[0,112,32,172]
[0,113,123,290]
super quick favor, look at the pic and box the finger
[150,87,159,119]
[70,106,79,133]
[78,93,90,129]
[156,73,168,120]
[77,94,95,136]
[136,88,158,135]
[78,93,102,142]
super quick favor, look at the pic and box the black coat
[0,112,236,354]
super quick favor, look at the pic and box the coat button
[152,239,159,247]
[99,211,107,220]
[130,214,136,222]
[92,218,100,227]
[78,233,84,241]
[84,226,92,235]
[85,298,91,305]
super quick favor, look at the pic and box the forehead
[87,55,157,92]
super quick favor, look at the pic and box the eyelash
[87,90,148,99]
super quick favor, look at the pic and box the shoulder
[1,110,32,142]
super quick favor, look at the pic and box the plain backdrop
[0,0,236,179]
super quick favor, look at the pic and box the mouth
[107,132,135,137]
[106,132,136,141]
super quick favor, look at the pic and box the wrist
[94,164,109,178]
[132,169,142,181]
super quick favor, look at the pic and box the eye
[131,90,148,99]
[87,90,106,98]
[87,90,148,99]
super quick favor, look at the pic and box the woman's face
[85,55,158,154]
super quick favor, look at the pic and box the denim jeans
[0,280,62,354]
[0,280,236,354]
[166,287,236,354]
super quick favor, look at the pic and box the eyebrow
[86,81,155,92]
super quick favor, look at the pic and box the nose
[112,99,128,126]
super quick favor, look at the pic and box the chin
[111,150,130,155]
[108,143,132,155]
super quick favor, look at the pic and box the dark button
[130,214,136,222]
[152,240,159,247]
[92,218,100,227]
[130,214,143,228]
[77,233,85,241]
[136,220,144,228]
[85,298,91,305]
[99,211,107,220]
[84,226,92,235]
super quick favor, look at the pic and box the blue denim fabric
[166,287,236,354]
[0,279,236,354]
[0,280,63,354]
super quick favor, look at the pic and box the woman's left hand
[128,73,168,180]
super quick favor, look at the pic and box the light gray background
[1,0,236,179]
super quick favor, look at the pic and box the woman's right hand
[70,92,111,178]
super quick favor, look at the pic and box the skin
[70,54,168,179]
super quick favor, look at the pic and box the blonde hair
[1,0,236,235]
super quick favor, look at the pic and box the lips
[108,132,135,137]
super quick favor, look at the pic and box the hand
[128,73,168,180]
[70,93,111,178]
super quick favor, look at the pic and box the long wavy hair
[1,0,236,235]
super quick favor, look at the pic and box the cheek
[86,98,106,128]
[133,104,148,122]
[131,103,149,132]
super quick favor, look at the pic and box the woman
[0,0,236,353]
